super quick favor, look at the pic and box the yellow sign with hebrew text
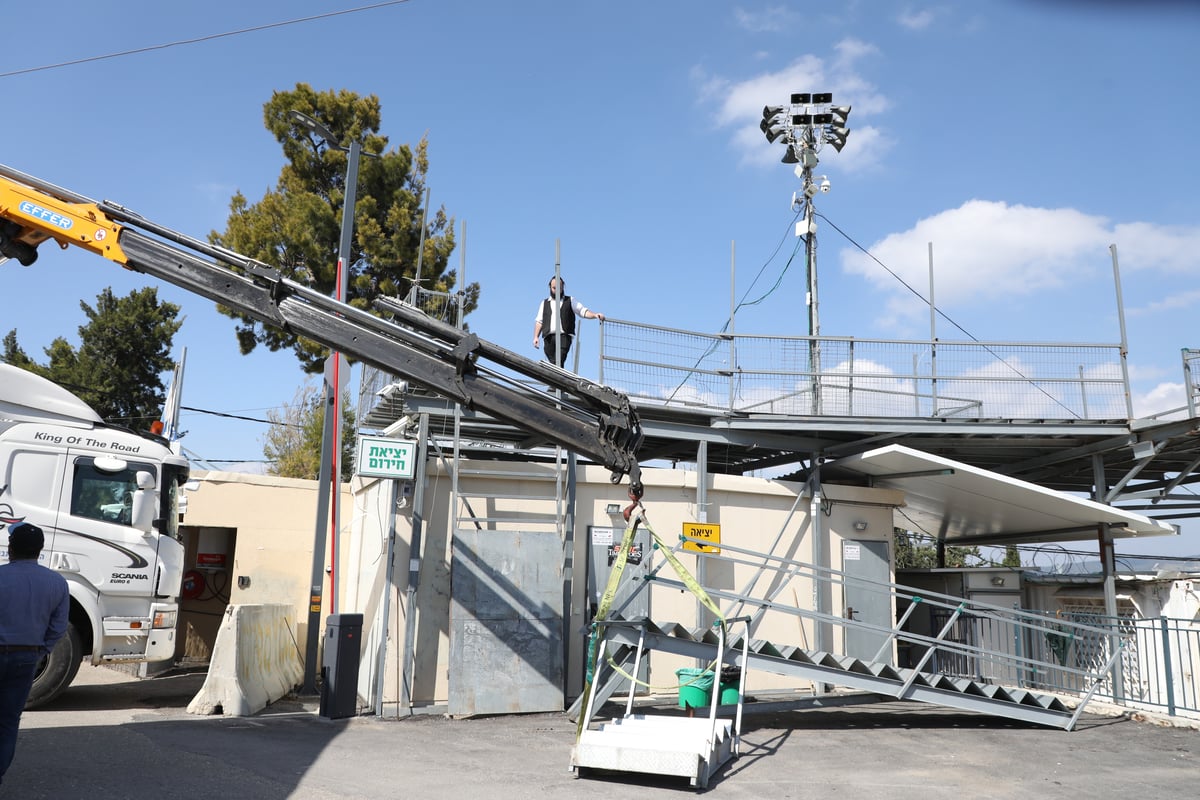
[682,522,721,554]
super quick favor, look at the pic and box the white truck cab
[0,364,190,707]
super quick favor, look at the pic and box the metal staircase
[596,617,1083,729]
[573,535,1125,737]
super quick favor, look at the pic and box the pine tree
[210,83,478,374]
[3,287,181,427]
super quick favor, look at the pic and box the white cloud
[1128,288,1200,317]
[1127,362,1171,382]
[897,7,938,31]
[1110,221,1200,272]
[733,5,798,33]
[838,200,1200,329]
[702,40,891,172]
[1132,381,1189,419]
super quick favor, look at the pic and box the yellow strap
[594,522,637,624]
[604,651,716,691]
[642,516,724,623]
[576,520,638,739]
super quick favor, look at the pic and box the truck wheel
[25,623,83,709]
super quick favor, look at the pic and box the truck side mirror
[130,470,157,533]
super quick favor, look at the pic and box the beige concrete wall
[352,459,903,714]
[180,470,353,667]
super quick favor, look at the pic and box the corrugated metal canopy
[828,445,1178,546]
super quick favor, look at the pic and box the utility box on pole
[320,613,363,719]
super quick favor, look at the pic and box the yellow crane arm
[0,172,129,267]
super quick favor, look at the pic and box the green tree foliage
[3,287,181,427]
[893,528,982,569]
[210,83,478,373]
[1001,544,1022,568]
[263,382,356,482]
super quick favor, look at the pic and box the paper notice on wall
[592,528,614,546]
[844,543,861,561]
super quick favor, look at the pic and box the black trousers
[543,333,573,367]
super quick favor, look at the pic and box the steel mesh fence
[600,320,1129,420]
[1185,348,1200,417]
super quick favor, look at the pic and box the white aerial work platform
[570,618,749,790]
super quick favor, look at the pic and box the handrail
[640,532,1120,705]
[598,318,1131,421]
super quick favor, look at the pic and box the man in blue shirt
[0,522,69,786]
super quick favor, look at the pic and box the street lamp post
[290,109,366,695]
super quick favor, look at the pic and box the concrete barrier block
[188,603,303,717]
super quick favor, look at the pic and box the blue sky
[2,1,1197,557]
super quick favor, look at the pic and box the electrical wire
[663,207,803,403]
[0,1,414,80]
[815,210,1083,419]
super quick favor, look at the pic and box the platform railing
[598,319,1131,421]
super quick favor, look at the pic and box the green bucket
[718,666,741,705]
[676,668,714,709]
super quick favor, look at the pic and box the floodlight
[761,105,788,142]
[812,113,832,125]
[830,105,851,125]
[790,93,811,104]
[812,92,833,104]
[760,117,787,143]
[825,128,850,153]
[792,113,813,125]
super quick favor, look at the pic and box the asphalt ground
[3,665,1198,799]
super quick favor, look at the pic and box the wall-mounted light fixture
[990,576,1006,587]
[605,503,621,515]
[853,520,868,532]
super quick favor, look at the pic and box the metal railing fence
[1012,610,1200,718]
[598,319,1131,420]
[1184,348,1200,418]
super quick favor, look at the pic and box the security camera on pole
[760,92,851,414]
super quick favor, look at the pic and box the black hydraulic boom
[0,163,644,493]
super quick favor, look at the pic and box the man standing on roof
[533,276,605,368]
[0,522,69,787]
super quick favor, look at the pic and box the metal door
[842,539,893,663]
[586,526,650,691]
[586,526,650,621]
[448,530,564,715]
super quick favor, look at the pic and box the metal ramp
[598,618,1082,729]
[570,533,1128,733]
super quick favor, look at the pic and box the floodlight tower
[763,95,850,660]
[760,93,850,340]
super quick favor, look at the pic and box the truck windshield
[71,459,148,526]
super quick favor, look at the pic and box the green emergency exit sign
[356,435,417,480]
